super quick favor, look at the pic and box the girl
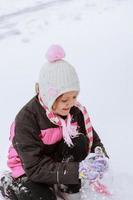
[0,45,108,200]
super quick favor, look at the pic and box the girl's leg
[25,180,56,200]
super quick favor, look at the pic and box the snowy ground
[0,0,133,199]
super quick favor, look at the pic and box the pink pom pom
[46,44,65,62]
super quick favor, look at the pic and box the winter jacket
[7,96,107,185]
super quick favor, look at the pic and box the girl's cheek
[61,102,66,107]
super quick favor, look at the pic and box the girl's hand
[89,157,108,173]
[79,146,109,181]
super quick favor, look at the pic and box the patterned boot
[0,171,17,200]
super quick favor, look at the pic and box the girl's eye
[61,96,77,103]
[61,99,68,103]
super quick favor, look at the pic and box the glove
[88,146,108,174]
[79,146,109,181]
[79,160,99,180]
[79,147,111,196]
[89,156,108,173]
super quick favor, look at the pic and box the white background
[0,0,133,199]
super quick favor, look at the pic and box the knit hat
[38,45,80,110]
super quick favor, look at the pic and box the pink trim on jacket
[7,121,77,178]
[39,122,77,145]
[7,122,25,178]
[39,127,63,145]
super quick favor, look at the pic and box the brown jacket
[12,96,106,184]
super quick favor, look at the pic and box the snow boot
[0,171,18,200]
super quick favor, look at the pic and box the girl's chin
[54,110,70,116]
[61,109,70,115]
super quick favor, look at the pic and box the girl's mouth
[63,108,70,111]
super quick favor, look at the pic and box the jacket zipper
[57,164,60,184]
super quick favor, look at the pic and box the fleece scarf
[38,94,93,151]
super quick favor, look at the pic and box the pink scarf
[38,94,93,150]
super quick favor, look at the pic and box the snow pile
[81,169,133,200]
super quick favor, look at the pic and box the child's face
[52,91,79,116]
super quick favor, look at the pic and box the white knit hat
[38,45,80,110]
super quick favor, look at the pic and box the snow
[0,0,133,199]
